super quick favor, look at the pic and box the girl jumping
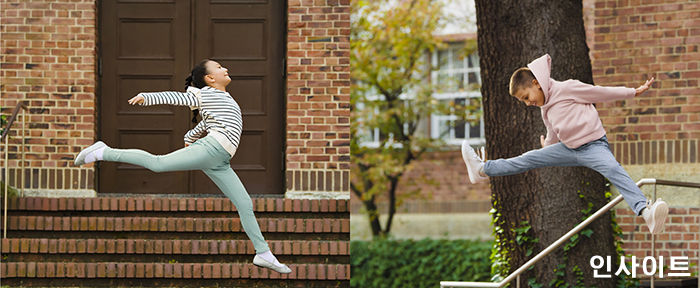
[74,59,291,273]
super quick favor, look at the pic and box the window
[354,93,410,148]
[430,45,483,146]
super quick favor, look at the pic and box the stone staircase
[0,196,350,287]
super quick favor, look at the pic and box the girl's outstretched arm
[128,90,200,107]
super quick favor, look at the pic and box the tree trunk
[475,1,619,287]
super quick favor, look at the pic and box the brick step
[1,278,348,288]
[0,262,350,281]
[4,230,343,241]
[6,210,343,219]
[4,197,349,214]
[3,216,350,238]
[0,196,350,286]
[2,238,349,263]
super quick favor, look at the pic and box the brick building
[1,0,350,286]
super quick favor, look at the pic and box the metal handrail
[441,178,700,288]
[2,101,28,239]
[0,102,28,141]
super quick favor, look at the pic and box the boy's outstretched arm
[566,76,655,104]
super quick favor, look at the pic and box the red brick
[339,242,348,255]
[135,263,145,278]
[214,199,223,211]
[202,263,212,278]
[107,263,118,278]
[35,262,47,278]
[1,238,9,253]
[86,263,96,278]
[25,262,36,277]
[231,263,241,278]
[96,263,106,278]
[284,199,293,212]
[181,263,192,278]
[164,263,173,278]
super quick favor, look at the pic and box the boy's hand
[635,77,655,97]
[540,135,545,148]
[128,95,145,105]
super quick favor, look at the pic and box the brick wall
[286,0,351,196]
[588,0,700,278]
[589,0,700,165]
[0,0,97,190]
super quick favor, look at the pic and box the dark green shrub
[351,238,493,288]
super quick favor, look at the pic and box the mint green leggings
[102,135,270,253]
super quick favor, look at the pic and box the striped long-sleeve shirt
[138,86,242,157]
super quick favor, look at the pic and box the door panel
[190,0,284,195]
[100,0,192,194]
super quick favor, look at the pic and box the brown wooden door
[100,0,285,195]
[190,1,285,196]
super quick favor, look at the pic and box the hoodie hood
[526,54,552,101]
[186,86,202,111]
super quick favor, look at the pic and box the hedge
[351,238,493,288]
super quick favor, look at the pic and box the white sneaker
[253,254,292,274]
[642,198,668,234]
[74,141,107,166]
[461,140,488,184]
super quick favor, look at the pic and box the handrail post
[21,109,25,197]
[3,132,8,239]
[1,101,29,238]
[651,183,656,288]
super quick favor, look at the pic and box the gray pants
[103,135,270,253]
[483,136,647,215]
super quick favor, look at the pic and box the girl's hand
[540,135,546,148]
[635,77,655,97]
[128,95,145,105]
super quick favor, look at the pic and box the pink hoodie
[527,54,635,149]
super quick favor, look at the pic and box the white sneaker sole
[650,201,668,234]
[461,141,487,184]
[253,255,292,274]
[74,141,107,166]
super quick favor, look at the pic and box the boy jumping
[461,54,668,234]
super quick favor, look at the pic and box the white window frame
[430,47,484,146]
[356,93,411,148]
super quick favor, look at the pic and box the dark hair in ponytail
[185,59,211,123]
